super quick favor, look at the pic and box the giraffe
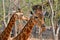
[11,9,29,37]
[32,5,46,34]
[16,12,29,34]
[12,5,46,40]
[0,9,23,40]
[16,9,29,34]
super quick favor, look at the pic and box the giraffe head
[31,5,46,32]
[31,5,46,33]
[13,9,24,20]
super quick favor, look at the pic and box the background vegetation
[0,0,60,27]
[0,0,60,40]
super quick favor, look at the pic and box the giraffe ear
[43,11,46,16]
[30,11,33,15]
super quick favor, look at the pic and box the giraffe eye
[30,11,33,15]
[35,16,38,18]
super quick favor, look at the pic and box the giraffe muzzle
[41,24,45,27]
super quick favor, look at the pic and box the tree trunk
[48,0,55,40]
[2,0,7,27]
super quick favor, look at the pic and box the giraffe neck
[0,13,18,40]
[13,17,37,40]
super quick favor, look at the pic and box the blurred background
[0,0,60,40]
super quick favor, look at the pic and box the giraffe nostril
[41,24,45,27]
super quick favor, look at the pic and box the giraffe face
[32,5,45,27]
